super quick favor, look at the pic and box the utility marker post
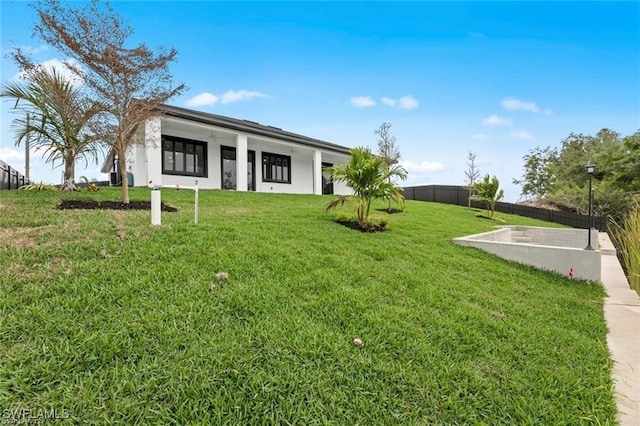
[148,180,199,226]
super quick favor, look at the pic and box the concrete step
[598,232,617,255]
[512,236,533,243]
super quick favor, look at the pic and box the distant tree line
[513,128,640,218]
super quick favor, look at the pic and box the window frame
[161,135,208,178]
[262,152,291,184]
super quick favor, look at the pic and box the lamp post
[585,163,595,250]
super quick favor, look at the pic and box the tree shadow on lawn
[375,207,404,214]
[58,199,178,212]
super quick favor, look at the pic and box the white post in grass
[151,187,161,225]
[148,180,200,226]
[194,180,199,225]
[313,149,322,195]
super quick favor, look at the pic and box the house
[101,103,352,195]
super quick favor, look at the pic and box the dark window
[322,162,334,195]
[162,135,207,177]
[221,146,236,190]
[262,152,291,184]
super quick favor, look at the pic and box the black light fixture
[585,163,595,250]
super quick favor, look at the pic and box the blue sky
[1,1,639,201]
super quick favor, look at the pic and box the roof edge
[155,103,352,155]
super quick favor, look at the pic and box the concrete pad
[453,226,602,281]
[600,232,640,425]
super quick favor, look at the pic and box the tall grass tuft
[611,197,640,294]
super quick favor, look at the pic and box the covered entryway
[221,146,256,191]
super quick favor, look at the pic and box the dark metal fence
[403,185,608,232]
[0,160,31,190]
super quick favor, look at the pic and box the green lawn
[0,188,616,424]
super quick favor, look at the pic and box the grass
[0,188,616,424]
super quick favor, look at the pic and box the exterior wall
[124,141,147,186]
[251,141,313,194]
[453,238,601,281]
[332,180,350,196]
[134,117,351,195]
[512,226,597,249]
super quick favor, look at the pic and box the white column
[313,149,322,195]
[145,116,162,186]
[236,133,248,192]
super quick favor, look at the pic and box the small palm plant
[474,174,504,219]
[80,176,99,192]
[324,147,407,227]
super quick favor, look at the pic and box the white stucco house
[101,103,352,195]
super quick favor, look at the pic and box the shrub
[19,181,58,191]
[80,176,99,192]
[611,198,640,294]
[335,212,356,223]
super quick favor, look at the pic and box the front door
[221,146,256,191]
[322,162,333,195]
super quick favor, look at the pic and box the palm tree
[325,147,407,226]
[1,66,105,190]
[474,174,504,218]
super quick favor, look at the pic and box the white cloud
[0,147,25,163]
[349,96,376,108]
[185,90,267,107]
[11,58,83,86]
[381,97,396,107]
[185,92,219,107]
[380,95,419,109]
[220,90,267,104]
[501,97,552,114]
[400,160,446,173]
[482,114,511,126]
[397,95,419,110]
[472,133,488,140]
[3,44,49,56]
[511,130,536,141]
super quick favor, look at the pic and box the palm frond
[1,65,106,181]
[324,196,355,213]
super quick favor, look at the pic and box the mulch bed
[58,199,178,212]
[336,220,387,233]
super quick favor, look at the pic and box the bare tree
[464,151,480,208]
[13,0,186,202]
[375,122,401,165]
[375,122,403,212]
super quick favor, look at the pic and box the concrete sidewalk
[598,232,640,425]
